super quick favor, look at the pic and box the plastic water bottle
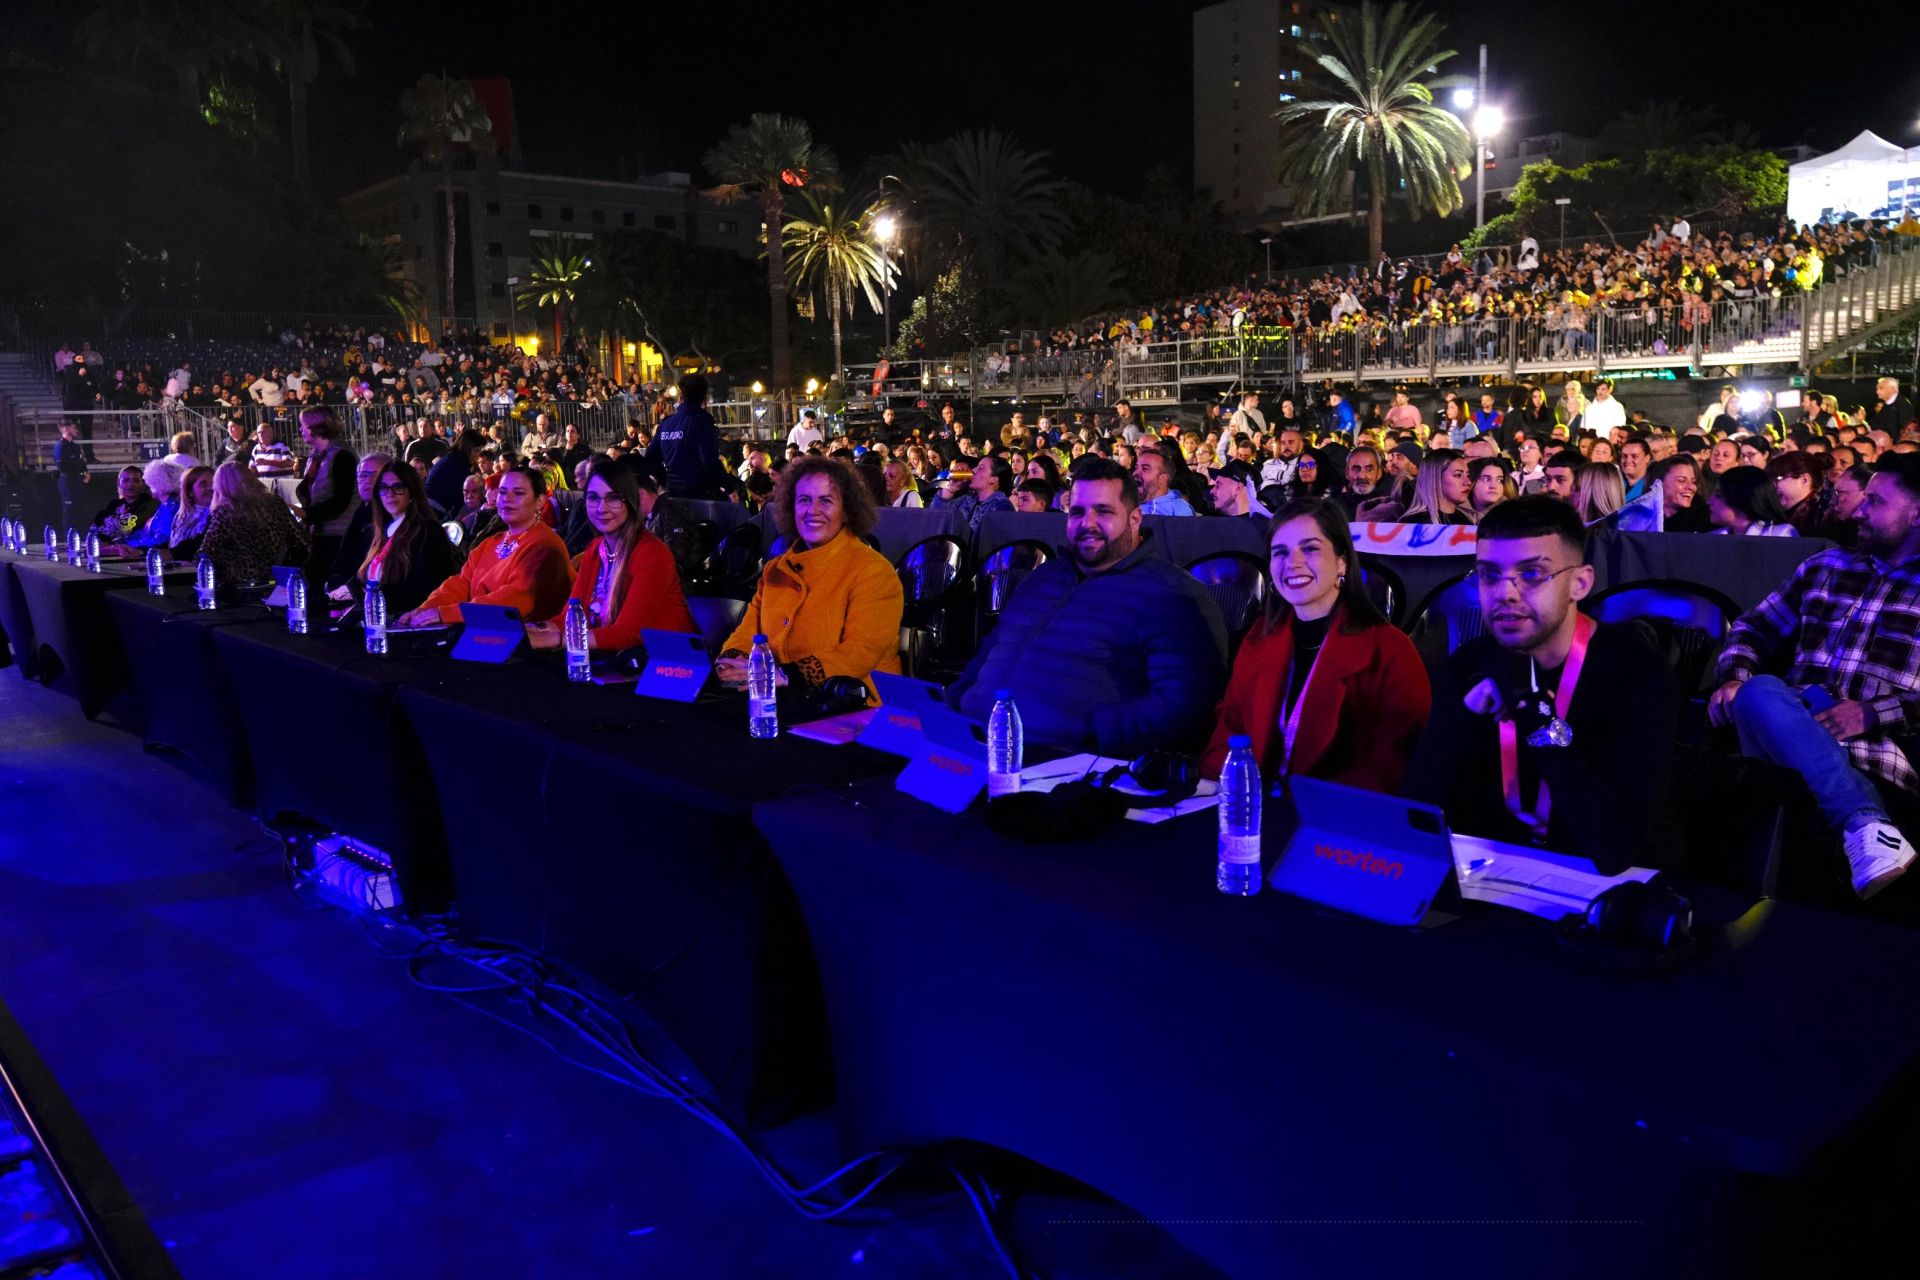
[145,546,165,595]
[987,690,1023,797]
[43,525,57,561]
[66,528,83,567]
[1217,734,1263,896]
[747,634,779,739]
[0,518,12,551]
[364,582,388,655]
[287,572,309,635]
[195,554,217,610]
[85,530,102,572]
[563,599,591,682]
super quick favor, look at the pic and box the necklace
[496,527,530,559]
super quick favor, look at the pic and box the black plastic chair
[980,540,1051,615]
[1186,552,1268,640]
[1407,570,1485,676]
[1583,579,1738,639]
[686,596,749,656]
[897,535,972,680]
[1358,559,1406,627]
[709,524,763,598]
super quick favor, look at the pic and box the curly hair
[770,455,877,541]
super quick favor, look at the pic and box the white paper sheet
[1451,833,1657,921]
[1017,753,1220,824]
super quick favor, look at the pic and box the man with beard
[947,458,1227,756]
[1708,455,1920,898]
[1259,426,1307,490]
[1330,445,1385,518]
[1404,496,1682,872]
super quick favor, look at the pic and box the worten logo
[1313,841,1404,879]
[651,664,698,679]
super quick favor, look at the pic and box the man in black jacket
[644,373,733,501]
[1404,496,1683,872]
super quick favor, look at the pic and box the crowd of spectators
[63,357,1920,912]
[989,217,1912,380]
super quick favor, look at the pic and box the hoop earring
[1337,572,1347,588]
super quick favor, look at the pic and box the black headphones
[1095,751,1203,802]
[1554,877,1698,977]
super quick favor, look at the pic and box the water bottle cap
[1228,734,1252,749]
[995,689,1013,701]
[752,634,768,645]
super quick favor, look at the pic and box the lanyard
[367,537,392,583]
[1278,632,1330,777]
[1497,613,1594,838]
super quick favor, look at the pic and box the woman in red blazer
[1202,498,1431,791]
[527,459,694,655]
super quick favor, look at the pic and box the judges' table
[0,554,45,681]
[104,590,279,803]
[207,623,526,911]
[397,677,898,1113]
[7,556,172,718]
[756,782,1920,1280]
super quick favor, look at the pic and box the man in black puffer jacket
[950,458,1228,756]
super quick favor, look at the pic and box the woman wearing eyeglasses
[526,460,694,654]
[356,461,456,617]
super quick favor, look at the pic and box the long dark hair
[1712,465,1788,525]
[361,461,436,586]
[1262,497,1386,635]
[585,458,645,622]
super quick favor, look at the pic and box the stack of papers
[1451,834,1657,921]
[1018,754,1219,824]
[787,707,878,745]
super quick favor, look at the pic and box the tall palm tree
[518,242,588,354]
[1006,253,1126,329]
[1273,0,1473,262]
[81,0,264,108]
[882,130,1069,287]
[704,114,840,392]
[260,0,366,187]
[782,195,895,385]
[398,74,493,333]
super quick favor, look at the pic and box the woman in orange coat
[400,465,573,626]
[528,459,694,653]
[1202,498,1430,791]
[720,456,903,701]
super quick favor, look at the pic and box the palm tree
[81,0,265,108]
[1273,0,1473,263]
[782,195,895,386]
[882,130,1069,288]
[518,242,588,354]
[704,114,840,391]
[1006,253,1126,329]
[398,74,493,333]
[260,0,366,187]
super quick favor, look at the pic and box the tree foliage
[1273,0,1473,261]
[1470,146,1788,248]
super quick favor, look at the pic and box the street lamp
[872,213,899,350]
[1472,104,1504,233]
[1452,88,1475,110]
[1259,236,1273,284]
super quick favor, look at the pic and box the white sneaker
[1844,821,1917,900]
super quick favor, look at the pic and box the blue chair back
[898,535,967,605]
[1584,581,1735,640]
[687,596,748,655]
[1411,571,1486,657]
[981,540,1050,614]
[1358,560,1406,626]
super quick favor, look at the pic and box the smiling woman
[1201,498,1430,790]
[719,456,903,701]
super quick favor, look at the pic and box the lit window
[1291,23,1302,35]
[1278,93,1296,102]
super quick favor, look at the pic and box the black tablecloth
[0,556,44,681]
[207,623,522,911]
[398,677,897,1114]
[1589,529,1827,612]
[8,558,164,718]
[103,590,275,803]
[757,782,1920,1279]
[870,506,970,564]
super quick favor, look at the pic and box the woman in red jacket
[1202,498,1430,791]
[528,459,694,654]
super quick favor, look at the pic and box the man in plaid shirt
[1711,454,1920,898]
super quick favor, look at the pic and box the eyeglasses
[1472,564,1578,592]
[582,494,627,507]
[376,482,409,495]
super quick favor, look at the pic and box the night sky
[16,0,1920,197]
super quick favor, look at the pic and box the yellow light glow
[805,378,820,395]
[751,381,766,395]
[522,335,540,354]
[623,342,637,357]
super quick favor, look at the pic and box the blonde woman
[170,466,215,558]
[199,459,310,586]
[1558,378,1588,431]
[1573,462,1625,524]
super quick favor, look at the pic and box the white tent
[1788,130,1920,226]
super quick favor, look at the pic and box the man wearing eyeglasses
[1404,496,1682,871]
